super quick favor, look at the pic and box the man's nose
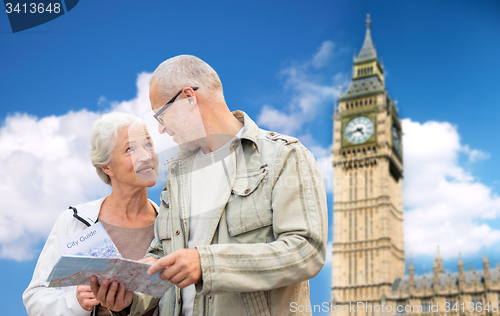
[158,123,167,134]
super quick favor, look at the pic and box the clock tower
[331,15,404,316]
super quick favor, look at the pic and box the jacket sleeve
[195,142,328,294]
[110,292,161,316]
[23,211,90,316]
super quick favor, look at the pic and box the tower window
[370,209,373,236]
[421,300,431,313]
[349,212,352,241]
[471,295,482,306]
[354,256,357,284]
[349,173,352,201]
[370,170,373,197]
[354,211,357,240]
[365,212,368,240]
[354,172,358,200]
[365,254,368,283]
[397,301,406,314]
[349,255,352,285]
[446,297,457,311]
[365,170,368,199]
[371,252,374,282]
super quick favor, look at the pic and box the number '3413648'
[5,2,61,14]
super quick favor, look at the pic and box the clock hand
[352,127,363,135]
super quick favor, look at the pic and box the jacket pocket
[158,190,171,240]
[240,291,272,316]
[226,165,272,237]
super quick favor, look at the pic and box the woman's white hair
[90,112,146,185]
[149,55,223,98]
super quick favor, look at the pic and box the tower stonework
[330,15,500,316]
[331,14,404,316]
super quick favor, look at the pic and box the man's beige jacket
[116,111,328,316]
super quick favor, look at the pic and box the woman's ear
[101,165,113,177]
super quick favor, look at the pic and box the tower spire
[339,14,385,101]
[355,14,377,63]
[484,250,491,289]
[458,253,465,291]
[433,245,445,274]
[409,256,415,294]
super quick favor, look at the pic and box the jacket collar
[232,110,260,152]
[73,197,159,225]
[73,197,105,224]
[165,110,260,167]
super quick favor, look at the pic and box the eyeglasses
[153,86,199,125]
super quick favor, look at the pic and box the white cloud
[464,146,490,162]
[256,41,347,192]
[0,110,108,260]
[310,144,334,194]
[257,41,343,134]
[110,72,153,117]
[403,119,500,259]
[0,73,162,261]
[312,40,336,69]
[324,240,333,267]
[257,105,303,136]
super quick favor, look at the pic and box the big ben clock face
[344,116,374,144]
[392,125,401,153]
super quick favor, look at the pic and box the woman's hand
[76,285,100,311]
[90,276,133,312]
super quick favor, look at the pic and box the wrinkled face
[150,81,206,152]
[105,124,159,188]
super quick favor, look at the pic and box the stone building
[330,15,500,316]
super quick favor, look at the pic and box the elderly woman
[23,112,160,316]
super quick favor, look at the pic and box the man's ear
[183,87,198,108]
[183,87,196,98]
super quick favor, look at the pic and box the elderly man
[91,55,328,316]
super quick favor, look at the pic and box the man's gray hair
[90,112,146,185]
[149,55,223,97]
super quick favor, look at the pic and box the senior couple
[23,55,328,316]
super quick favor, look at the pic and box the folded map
[47,255,171,297]
[61,222,122,258]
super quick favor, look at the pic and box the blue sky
[1,1,500,315]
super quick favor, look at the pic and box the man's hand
[90,276,132,312]
[147,248,201,288]
[76,285,99,311]
[138,257,158,265]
